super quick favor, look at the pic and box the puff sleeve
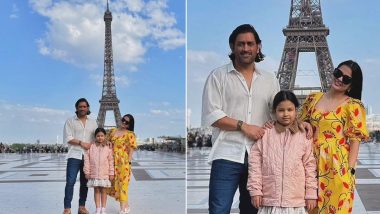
[343,99,369,143]
[298,92,318,122]
[128,132,137,150]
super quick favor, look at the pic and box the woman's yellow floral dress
[107,128,137,202]
[299,92,368,214]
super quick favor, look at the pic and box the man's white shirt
[202,62,280,164]
[63,115,98,160]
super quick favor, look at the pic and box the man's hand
[242,124,265,141]
[251,195,262,209]
[306,199,317,211]
[263,120,275,129]
[80,142,91,150]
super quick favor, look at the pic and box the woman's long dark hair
[123,114,135,131]
[337,60,363,100]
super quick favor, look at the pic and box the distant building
[188,127,212,136]
[365,105,380,132]
[367,114,380,132]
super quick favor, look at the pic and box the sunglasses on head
[333,68,352,85]
[121,118,130,125]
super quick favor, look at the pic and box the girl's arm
[83,149,90,177]
[303,138,318,200]
[108,146,115,177]
[247,139,264,197]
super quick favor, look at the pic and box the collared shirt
[63,115,98,160]
[202,62,280,164]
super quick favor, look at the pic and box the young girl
[84,128,115,214]
[247,90,318,214]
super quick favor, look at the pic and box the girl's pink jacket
[247,123,318,207]
[84,142,114,179]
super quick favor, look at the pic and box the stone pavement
[0,150,185,214]
[187,143,380,214]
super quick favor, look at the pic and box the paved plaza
[0,150,185,214]
[187,143,380,214]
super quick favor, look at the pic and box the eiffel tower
[277,0,334,102]
[97,0,122,128]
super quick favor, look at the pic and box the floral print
[299,92,368,214]
[107,128,137,202]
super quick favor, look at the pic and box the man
[63,98,98,214]
[202,24,280,214]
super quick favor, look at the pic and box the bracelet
[349,166,356,175]
[237,120,243,131]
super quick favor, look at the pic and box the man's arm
[63,119,91,150]
[212,117,265,141]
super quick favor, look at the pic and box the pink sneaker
[100,207,107,214]
[95,207,101,214]
[118,207,130,214]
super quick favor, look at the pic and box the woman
[299,60,369,213]
[108,114,137,214]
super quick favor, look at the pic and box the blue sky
[187,0,380,128]
[0,0,185,144]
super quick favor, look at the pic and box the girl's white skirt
[258,206,308,214]
[87,179,111,188]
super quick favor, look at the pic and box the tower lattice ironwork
[97,0,122,128]
[277,0,334,101]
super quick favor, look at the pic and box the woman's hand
[109,175,114,180]
[306,199,317,211]
[251,195,262,209]
[303,122,313,140]
[85,175,90,180]
[301,122,313,139]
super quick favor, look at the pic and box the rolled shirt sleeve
[63,119,74,144]
[201,72,227,127]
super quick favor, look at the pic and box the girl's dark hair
[272,90,299,111]
[228,24,264,62]
[94,127,106,136]
[337,60,363,100]
[123,114,135,131]
[75,98,91,115]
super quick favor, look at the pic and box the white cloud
[0,101,70,124]
[90,74,131,87]
[28,0,184,71]
[9,4,19,19]
[148,101,171,107]
[162,101,170,106]
[0,100,72,143]
[9,14,18,19]
[125,0,144,12]
[115,75,131,87]
[187,50,227,83]
[150,109,170,116]
[149,107,183,117]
